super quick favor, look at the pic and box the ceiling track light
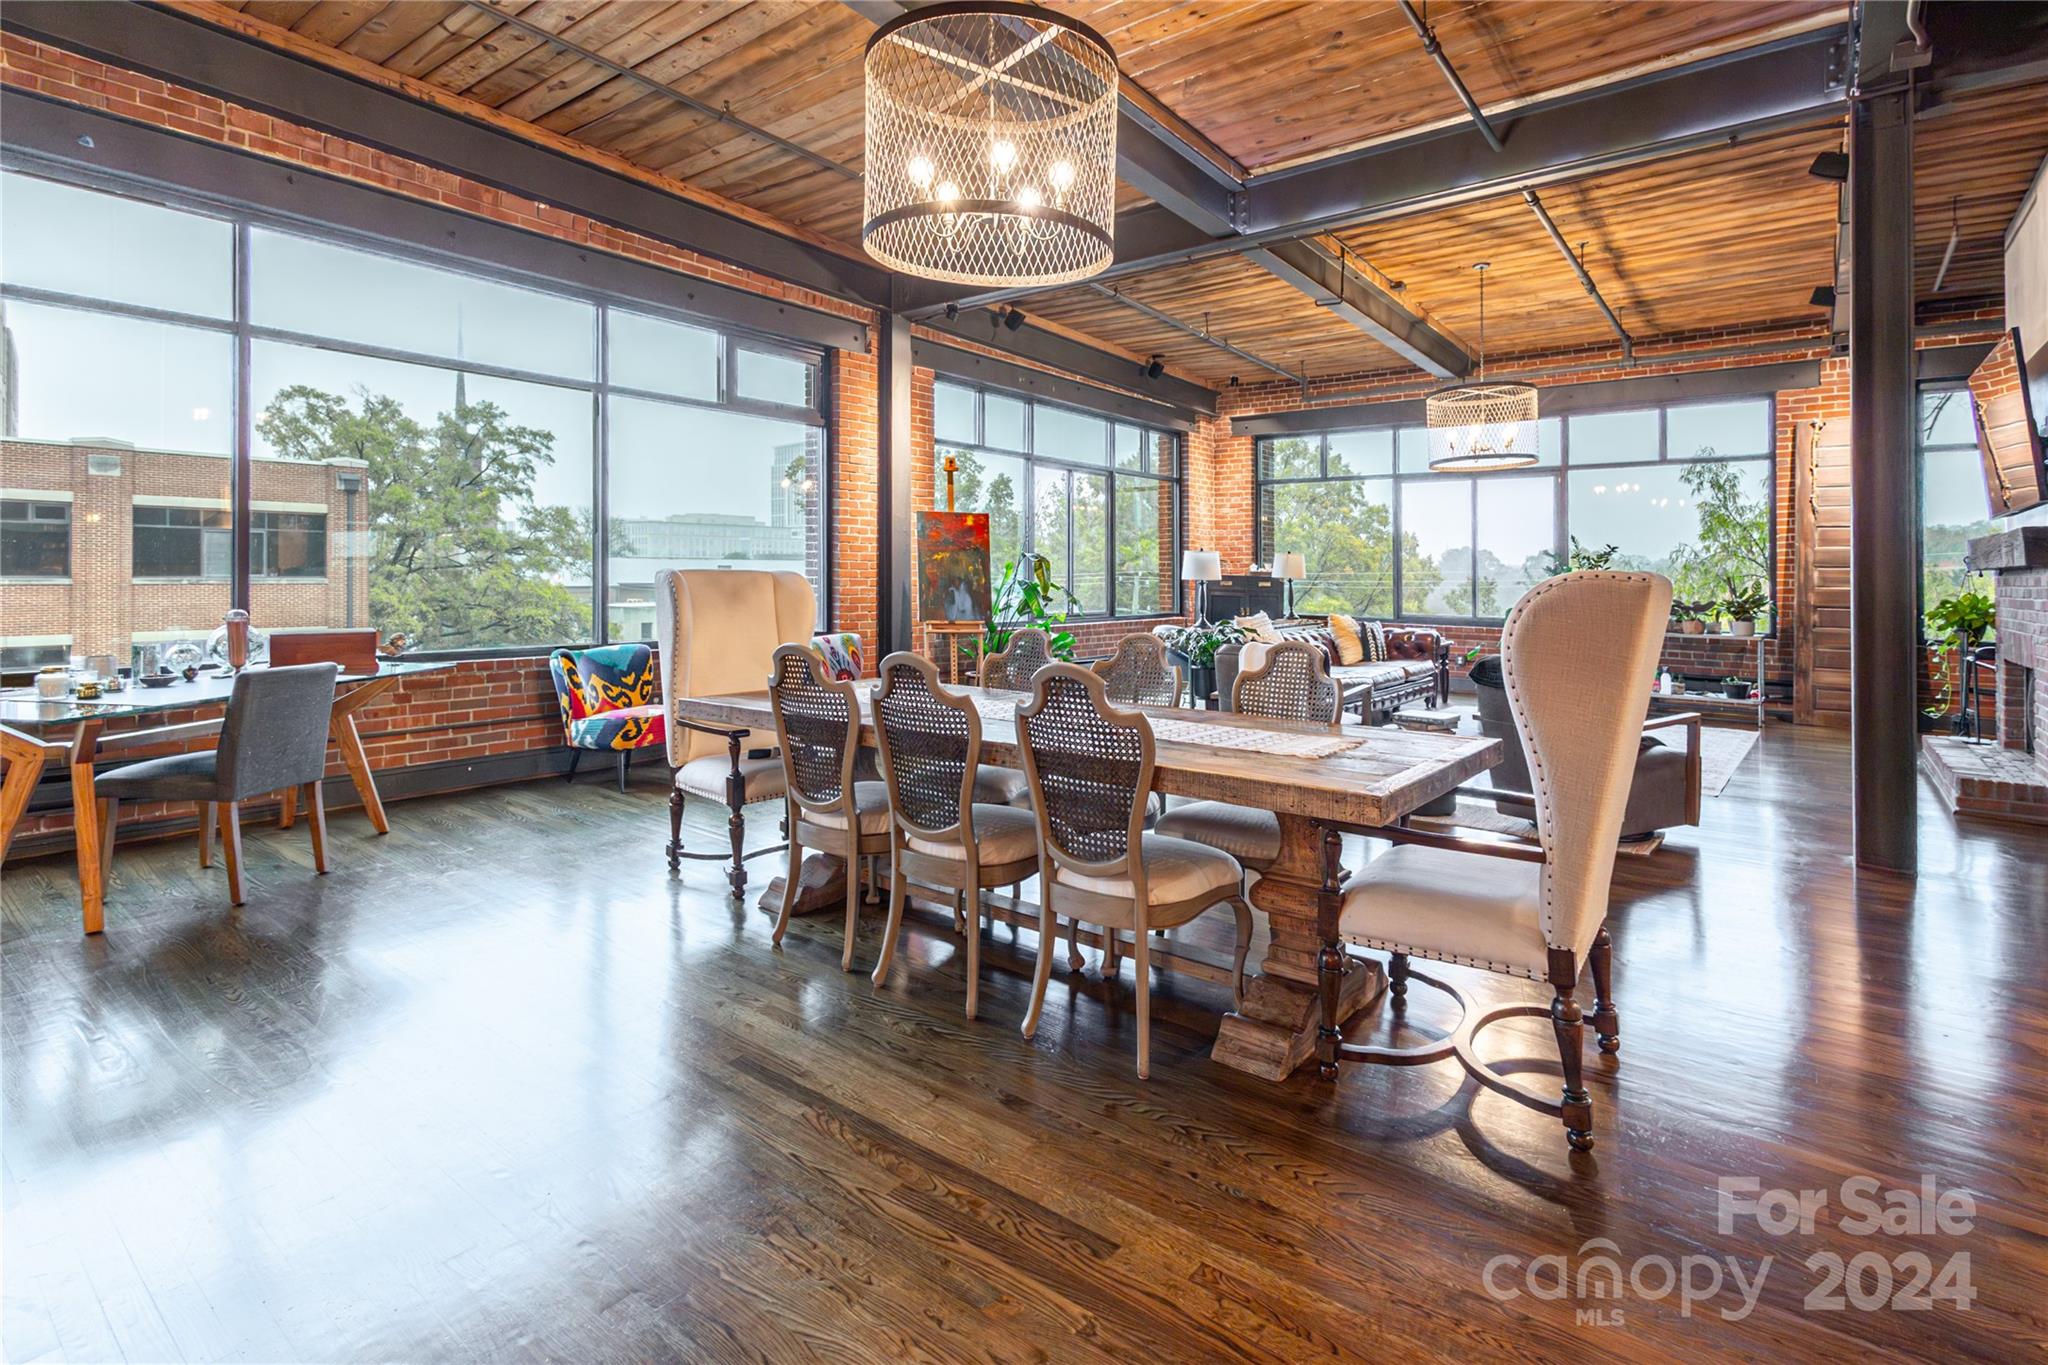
[1145,355,1165,379]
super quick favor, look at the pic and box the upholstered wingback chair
[1322,570,1671,1151]
[549,643,666,792]
[656,569,819,896]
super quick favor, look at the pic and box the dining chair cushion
[972,764,1031,805]
[800,780,892,835]
[1053,832,1242,905]
[1153,800,1282,867]
[94,750,223,802]
[567,704,666,752]
[675,753,786,804]
[906,803,1038,863]
[1338,844,1548,980]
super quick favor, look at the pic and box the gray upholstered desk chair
[1320,570,1672,1151]
[766,644,890,972]
[96,663,340,907]
[1016,664,1253,1079]
[867,653,1039,1019]
[1155,640,1340,876]
[1091,633,1183,707]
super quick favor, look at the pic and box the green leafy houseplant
[1671,600,1707,635]
[1164,619,1244,669]
[1721,577,1770,636]
[1546,537,1622,574]
[1923,589,1996,720]
[1723,676,1754,700]
[976,554,1079,661]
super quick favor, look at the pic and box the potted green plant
[1922,589,1996,724]
[1671,601,1707,636]
[1702,600,1726,635]
[1721,578,1769,637]
[1723,677,1754,701]
[1165,619,1244,704]
[974,554,1079,662]
[1545,538,1622,575]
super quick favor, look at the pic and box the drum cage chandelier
[1426,262,1541,472]
[863,2,1119,288]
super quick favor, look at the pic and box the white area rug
[1697,726,1764,797]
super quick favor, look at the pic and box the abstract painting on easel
[917,512,990,621]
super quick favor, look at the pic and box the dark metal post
[877,310,916,656]
[1848,86,1917,874]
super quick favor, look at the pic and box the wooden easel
[922,452,985,683]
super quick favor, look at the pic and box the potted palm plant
[974,554,1079,662]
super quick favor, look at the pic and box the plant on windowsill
[975,554,1079,662]
[1671,601,1707,636]
[1545,537,1622,575]
[1922,589,1995,724]
[1721,578,1770,638]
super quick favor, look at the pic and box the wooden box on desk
[268,628,380,672]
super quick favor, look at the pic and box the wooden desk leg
[1,724,62,863]
[68,721,105,935]
[1212,814,1385,1081]
[330,677,401,835]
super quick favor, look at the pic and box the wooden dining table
[676,683,1501,1080]
[0,659,454,934]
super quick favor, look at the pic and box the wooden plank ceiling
[180,1,2044,391]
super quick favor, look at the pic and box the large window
[1918,385,1994,608]
[1257,396,1774,624]
[0,167,830,666]
[934,379,1180,618]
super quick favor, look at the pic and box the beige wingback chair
[1319,570,1672,1152]
[657,568,818,897]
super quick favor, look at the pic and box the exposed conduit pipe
[1084,283,1306,384]
[1932,196,1960,293]
[1523,188,1635,365]
[1396,0,1507,153]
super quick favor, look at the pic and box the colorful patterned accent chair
[549,643,667,792]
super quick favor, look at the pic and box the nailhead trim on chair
[1339,933,1547,981]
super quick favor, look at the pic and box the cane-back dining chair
[1091,633,1183,707]
[868,653,1039,1018]
[1320,570,1671,1151]
[977,627,1053,692]
[767,644,889,971]
[1155,640,1340,875]
[1017,664,1252,1079]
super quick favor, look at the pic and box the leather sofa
[1212,623,1449,720]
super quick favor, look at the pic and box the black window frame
[1914,380,1994,630]
[933,378,1183,621]
[1254,395,1778,628]
[0,165,836,659]
[0,497,73,580]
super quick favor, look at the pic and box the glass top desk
[0,660,456,934]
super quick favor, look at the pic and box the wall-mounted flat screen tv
[1969,328,2047,517]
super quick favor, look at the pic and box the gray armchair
[1469,655,1700,839]
[96,663,340,906]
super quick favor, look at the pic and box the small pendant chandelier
[1426,262,1540,472]
[863,2,1119,288]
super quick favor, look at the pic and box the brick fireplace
[1921,525,2048,825]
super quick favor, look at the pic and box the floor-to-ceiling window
[933,379,1181,618]
[1917,384,1995,610]
[1256,395,1775,625]
[0,167,830,667]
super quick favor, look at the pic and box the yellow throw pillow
[1328,613,1365,666]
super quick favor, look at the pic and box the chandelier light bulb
[1049,159,1076,192]
[989,139,1018,174]
[935,180,960,205]
[906,154,934,189]
[1016,184,1042,212]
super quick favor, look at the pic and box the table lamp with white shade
[1181,549,1222,623]
[1274,551,1306,618]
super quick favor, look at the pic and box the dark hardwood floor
[3,726,2044,1362]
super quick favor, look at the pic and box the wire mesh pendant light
[863,2,1119,287]
[1426,262,1540,472]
